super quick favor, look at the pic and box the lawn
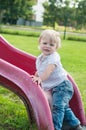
[0,34,86,129]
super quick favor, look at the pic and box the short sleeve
[47,52,60,66]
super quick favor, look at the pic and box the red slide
[0,35,86,130]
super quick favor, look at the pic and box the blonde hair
[39,29,61,49]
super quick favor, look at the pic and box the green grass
[2,34,39,55]
[59,40,86,109]
[0,33,86,129]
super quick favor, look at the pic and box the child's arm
[32,64,56,85]
[40,64,56,81]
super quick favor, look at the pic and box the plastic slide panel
[0,35,86,129]
[0,59,54,130]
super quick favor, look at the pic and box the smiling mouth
[44,49,50,52]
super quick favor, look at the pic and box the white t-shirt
[36,52,67,90]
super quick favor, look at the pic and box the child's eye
[50,43,54,46]
[43,42,47,45]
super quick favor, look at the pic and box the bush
[67,35,86,42]
[0,26,86,42]
[0,28,40,37]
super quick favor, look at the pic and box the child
[31,29,82,130]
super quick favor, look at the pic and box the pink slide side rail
[0,35,54,130]
[0,35,86,129]
[0,59,54,130]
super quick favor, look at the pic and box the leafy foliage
[42,0,86,29]
[75,0,86,29]
[0,0,35,24]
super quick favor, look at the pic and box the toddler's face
[39,38,57,56]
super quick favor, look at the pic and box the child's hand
[31,75,42,85]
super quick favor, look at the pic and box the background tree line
[43,0,86,29]
[0,0,86,30]
[0,0,35,24]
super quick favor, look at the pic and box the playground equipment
[0,35,86,130]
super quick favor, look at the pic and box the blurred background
[0,0,86,31]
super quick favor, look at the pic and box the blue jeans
[52,80,80,130]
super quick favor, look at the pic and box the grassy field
[0,34,86,129]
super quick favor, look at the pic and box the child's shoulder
[48,52,60,64]
[49,52,60,59]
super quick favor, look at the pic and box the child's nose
[46,44,50,47]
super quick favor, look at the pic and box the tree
[43,0,78,39]
[43,0,86,30]
[0,0,35,24]
[43,0,76,28]
[0,0,8,23]
[43,1,56,28]
[75,0,86,29]
[43,0,64,29]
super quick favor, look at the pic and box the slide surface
[0,59,54,130]
[0,35,86,129]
